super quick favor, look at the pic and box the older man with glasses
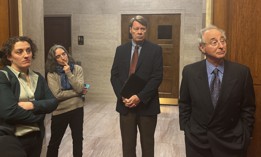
[179,25,256,157]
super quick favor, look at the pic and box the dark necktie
[129,45,139,75]
[210,68,221,108]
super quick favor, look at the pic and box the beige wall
[19,0,45,75]
[18,0,207,101]
[18,1,206,154]
[43,0,206,101]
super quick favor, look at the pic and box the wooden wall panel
[9,0,19,37]
[229,0,261,85]
[0,0,10,46]
[212,0,228,31]
[0,0,19,46]
[249,86,261,157]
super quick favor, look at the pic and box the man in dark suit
[111,15,163,157]
[179,25,256,157]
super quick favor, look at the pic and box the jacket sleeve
[178,66,192,131]
[240,67,256,136]
[0,72,44,124]
[31,73,58,114]
[111,46,123,99]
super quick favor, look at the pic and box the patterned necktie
[210,68,221,108]
[129,45,139,75]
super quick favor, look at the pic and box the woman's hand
[63,61,71,73]
[82,87,88,95]
[18,101,34,110]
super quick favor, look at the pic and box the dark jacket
[111,40,163,115]
[0,126,26,157]
[179,59,256,157]
[0,66,58,138]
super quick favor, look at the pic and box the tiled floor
[43,99,185,157]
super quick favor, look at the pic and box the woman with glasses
[45,45,86,157]
[0,36,58,157]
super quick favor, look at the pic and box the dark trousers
[120,112,157,157]
[47,107,84,157]
[185,135,246,157]
[0,135,27,157]
[17,131,43,157]
[185,135,213,157]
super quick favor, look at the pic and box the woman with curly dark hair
[0,36,58,157]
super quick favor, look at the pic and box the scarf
[56,62,74,90]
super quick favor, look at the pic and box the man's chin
[134,39,144,44]
[217,54,226,58]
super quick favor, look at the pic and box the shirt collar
[7,66,37,79]
[206,60,224,75]
[131,40,144,48]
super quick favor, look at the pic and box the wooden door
[213,0,261,156]
[121,14,181,105]
[44,16,71,61]
[0,0,18,46]
[0,0,9,46]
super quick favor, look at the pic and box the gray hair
[45,44,75,73]
[198,25,226,45]
[129,15,148,28]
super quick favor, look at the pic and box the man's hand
[122,95,140,108]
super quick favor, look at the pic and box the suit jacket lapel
[215,60,237,109]
[208,60,238,124]
[135,40,147,72]
[123,43,132,77]
[197,60,215,110]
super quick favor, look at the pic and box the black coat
[111,40,163,115]
[0,66,58,138]
[179,60,256,157]
[0,126,26,157]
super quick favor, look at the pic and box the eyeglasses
[55,52,67,59]
[132,27,146,33]
[206,38,226,47]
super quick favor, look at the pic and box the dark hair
[129,15,148,28]
[0,36,37,67]
[45,44,75,73]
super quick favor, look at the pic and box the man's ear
[129,27,132,34]
[198,44,205,53]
